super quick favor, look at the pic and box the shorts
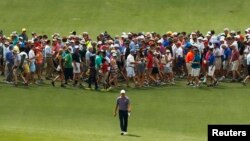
[208,66,215,76]
[73,62,81,73]
[215,58,222,70]
[231,60,239,71]
[36,63,42,72]
[164,66,172,73]
[186,63,192,75]
[222,60,230,70]
[101,72,108,84]
[30,62,36,73]
[152,67,159,75]
[23,63,30,73]
[0,57,3,66]
[191,68,200,77]
[117,61,124,70]
[176,57,183,68]
[248,65,250,75]
[126,67,135,77]
[137,66,145,75]
[240,55,244,65]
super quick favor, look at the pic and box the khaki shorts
[215,58,222,70]
[208,66,215,76]
[73,62,81,73]
[101,72,109,84]
[231,60,239,71]
[186,63,192,75]
[191,68,200,77]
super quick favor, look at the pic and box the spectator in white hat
[230,44,240,82]
[206,48,218,87]
[72,45,83,87]
[164,49,175,84]
[213,43,222,77]
[126,50,138,87]
[19,28,28,42]
[242,50,250,85]
[191,48,201,88]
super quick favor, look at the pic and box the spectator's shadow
[126,134,141,137]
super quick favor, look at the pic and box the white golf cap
[203,37,208,41]
[220,37,225,41]
[191,32,196,35]
[112,53,117,57]
[209,44,214,49]
[114,44,119,48]
[75,45,79,49]
[230,30,236,34]
[120,89,126,94]
[205,33,211,37]
[197,37,203,40]
[82,32,88,35]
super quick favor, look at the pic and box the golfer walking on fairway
[114,89,131,135]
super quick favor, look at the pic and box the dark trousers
[6,62,13,82]
[119,110,128,132]
[88,68,98,89]
[64,68,73,82]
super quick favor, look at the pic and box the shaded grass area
[0,80,250,141]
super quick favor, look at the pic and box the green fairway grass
[0,80,250,141]
[0,0,250,37]
[1,0,250,140]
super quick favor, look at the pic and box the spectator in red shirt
[100,58,109,90]
[146,50,157,84]
[230,44,240,82]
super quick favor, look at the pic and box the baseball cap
[166,31,172,35]
[209,44,214,49]
[197,37,203,40]
[112,53,117,57]
[130,49,135,53]
[82,32,88,35]
[114,44,119,48]
[13,48,19,53]
[120,89,126,94]
[22,28,26,32]
[185,42,192,48]
[230,30,236,34]
[75,45,79,49]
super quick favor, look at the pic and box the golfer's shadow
[126,134,141,138]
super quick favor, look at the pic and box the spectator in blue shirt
[219,44,232,81]
[191,48,201,87]
[207,48,218,86]
[5,46,14,82]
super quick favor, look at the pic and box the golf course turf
[1,0,250,140]
[0,80,250,141]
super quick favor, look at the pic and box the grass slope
[0,81,250,141]
[0,0,249,37]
